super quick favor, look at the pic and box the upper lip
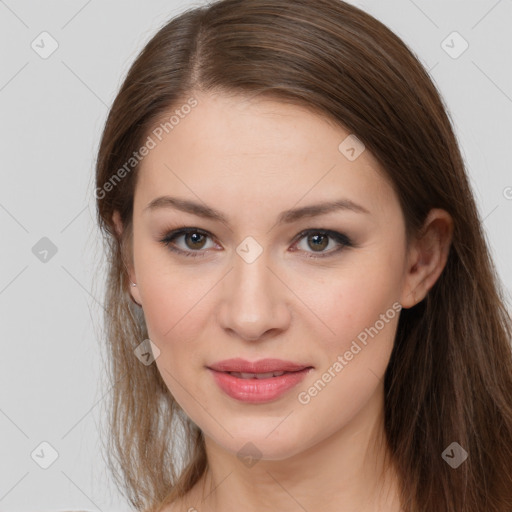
[207,358,313,373]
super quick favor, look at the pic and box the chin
[205,418,310,461]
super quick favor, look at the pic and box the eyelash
[158,226,353,260]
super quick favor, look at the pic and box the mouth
[206,360,314,403]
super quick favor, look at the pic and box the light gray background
[1,1,511,511]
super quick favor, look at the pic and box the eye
[158,227,353,259]
[291,229,353,259]
[159,227,216,258]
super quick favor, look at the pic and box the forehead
[135,92,395,219]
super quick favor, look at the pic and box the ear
[112,210,142,307]
[399,208,453,309]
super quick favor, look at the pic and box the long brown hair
[94,0,512,510]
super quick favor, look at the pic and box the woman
[94,0,512,510]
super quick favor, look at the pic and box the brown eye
[159,228,215,258]
[306,233,329,252]
[183,231,207,250]
[293,229,353,259]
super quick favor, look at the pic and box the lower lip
[207,368,312,403]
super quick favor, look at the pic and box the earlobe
[112,210,142,306]
[128,274,142,307]
[129,280,142,307]
[400,208,453,309]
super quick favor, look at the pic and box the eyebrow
[143,195,370,224]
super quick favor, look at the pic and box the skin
[112,90,453,512]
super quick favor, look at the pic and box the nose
[217,249,291,342]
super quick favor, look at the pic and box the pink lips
[207,358,313,403]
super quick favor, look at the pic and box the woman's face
[126,90,415,460]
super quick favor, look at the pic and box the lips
[206,358,313,402]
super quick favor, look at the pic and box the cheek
[140,273,207,347]
[313,255,403,351]
[134,237,206,339]
[293,278,399,441]
[138,267,209,409]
